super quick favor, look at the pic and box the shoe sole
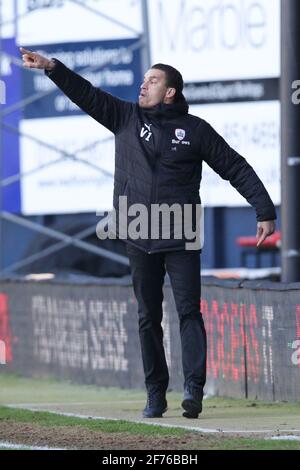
[181,399,202,419]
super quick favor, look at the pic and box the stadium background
[0,0,280,274]
[1,1,300,451]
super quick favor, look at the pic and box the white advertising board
[148,0,280,81]
[0,0,15,38]
[192,100,280,206]
[16,0,143,44]
[20,115,115,214]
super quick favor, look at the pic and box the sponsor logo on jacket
[172,128,190,146]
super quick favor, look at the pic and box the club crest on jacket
[175,128,185,141]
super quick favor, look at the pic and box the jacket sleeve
[199,120,277,221]
[45,59,135,134]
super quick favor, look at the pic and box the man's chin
[139,98,152,108]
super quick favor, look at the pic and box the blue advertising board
[22,38,142,119]
[1,37,21,213]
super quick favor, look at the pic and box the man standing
[20,47,276,419]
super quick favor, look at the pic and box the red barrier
[0,293,13,363]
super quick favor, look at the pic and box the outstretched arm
[20,47,134,134]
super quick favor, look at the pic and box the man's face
[139,68,169,108]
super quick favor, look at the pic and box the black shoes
[143,389,168,418]
[181,385,203,419]
[142,385,203,419]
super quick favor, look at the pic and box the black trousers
[126,244,207,393]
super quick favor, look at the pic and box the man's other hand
[256,220,276,247]
[20,47,55,71]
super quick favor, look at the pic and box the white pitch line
[6,405,300,435]
[0,441,65,450]
[6,400,145,407]
[6,405,221,433]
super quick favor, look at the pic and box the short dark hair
[151,63,184,102]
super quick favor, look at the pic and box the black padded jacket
[46,60,276,253]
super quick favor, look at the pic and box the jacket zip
[148,126,163,254]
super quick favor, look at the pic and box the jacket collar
[141,99,189,120]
